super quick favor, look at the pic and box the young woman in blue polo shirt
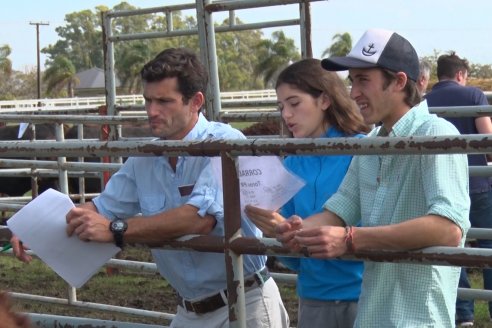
[246,58,368,328]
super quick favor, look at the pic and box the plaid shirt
[325,100,470,327]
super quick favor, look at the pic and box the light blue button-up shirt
[93,113,265,299]
[325,101,470,327]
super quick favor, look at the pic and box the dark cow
[64,123,152,140]
[64,123,152,196]
[0,121,279,198]
[0,124,60,197]
[64,121,281,196]
[240,120,281,137]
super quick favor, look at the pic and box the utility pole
[29,21,49,100]
[28,21,49,199]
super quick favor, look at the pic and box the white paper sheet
[7,189,120,288]
[211,156,305,215]
[17,123,29,139]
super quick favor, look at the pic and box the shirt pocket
[140,195,166,216]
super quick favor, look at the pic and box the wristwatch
[109,219,128,248]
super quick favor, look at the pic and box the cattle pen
[1,0,492,327]
[0,98,492,327]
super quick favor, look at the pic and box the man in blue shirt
[425,51,492,327]
[12,48,289,328]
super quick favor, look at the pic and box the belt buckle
[189,301,199,313]
[254,268,269,286]
[254,271,265,286]
[183,299,197,313]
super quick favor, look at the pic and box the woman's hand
[275,215,304,252]
[245,205,286,237]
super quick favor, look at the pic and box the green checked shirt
[325,100,470,328]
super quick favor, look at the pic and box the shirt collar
[389,100,431,137]
[431,80,460,91]
[182,113,208,141]
[374,100,431,137]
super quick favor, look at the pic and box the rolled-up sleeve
[186,162,224,224]
[324,158,362,226]
[422,152,470,235]
[93,159,141,220]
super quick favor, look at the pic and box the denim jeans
[456,189,492,322]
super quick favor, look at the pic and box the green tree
[38,3,300,94]
[322,32,352,58]
[0,44,12,77]
[149,12,199,52]
[114,9,200,94]
[0,68,40,100]
[469,63,492,79]
[255,31,300,88]
[0,44,13,99]
[43,56,78,97]
[112,2,149,34]
[115,41,153,94]
[215,18,264,91]
[42,8,106,72]
[112,3,154,94]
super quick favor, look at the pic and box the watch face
[111,220,127,232]
[110,219,127,248]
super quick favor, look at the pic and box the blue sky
[2,0,492,71]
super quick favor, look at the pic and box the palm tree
[43,56,78,97]
[0,45,12,77]
[255,31,301,88]
[322,32,352,58]
[115,41,151,94]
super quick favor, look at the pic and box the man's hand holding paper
[7,189,120,288]
[66,206,114,243]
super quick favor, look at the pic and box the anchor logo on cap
[362,43,377,56]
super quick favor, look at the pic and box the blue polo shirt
[425,80,492,193]
[280,127,364,302]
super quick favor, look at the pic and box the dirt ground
[0,246,299,326]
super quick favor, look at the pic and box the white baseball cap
[321,28,419,82]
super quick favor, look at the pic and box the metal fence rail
[1,89,489,114]
[2,230,492,324]
[0,104,491,327]
[0,90,278,112]
[0,0,491,325]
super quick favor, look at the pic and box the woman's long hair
[276,58,370,135]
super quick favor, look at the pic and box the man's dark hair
[381,69,421,108]
[436,51,470,80]
[140,48,208,104]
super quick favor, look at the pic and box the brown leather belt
[177,268,270,314]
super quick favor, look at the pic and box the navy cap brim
[321,56,379,71]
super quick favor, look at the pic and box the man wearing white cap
[275,29,470,327]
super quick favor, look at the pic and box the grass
[0,248,298,326]
[2,248,492,327]
[231,121,254,130]
[468,268,492,327]
[0,252,170,325]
